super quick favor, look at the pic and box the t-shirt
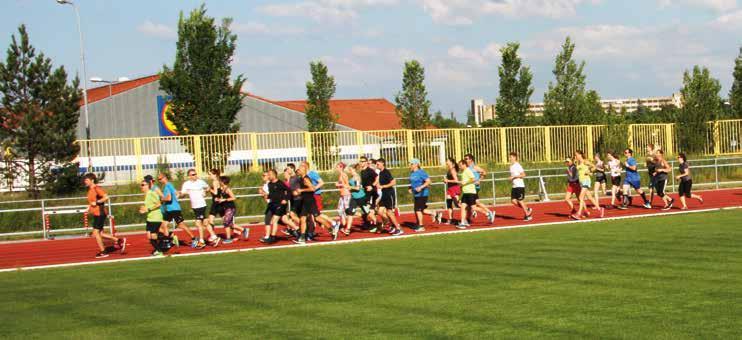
[608,159,621,177]
[181,179,209,209]
[360,168,377,193]
[378,169,395,196]
[145,190,163,222]
[289,176,302,200]
[461,167,476,194]
[307,170,322,195]
[567,164,579,183]
[267,180,290,204]
[471,165,481,190]
[409,169,430,198]
[510,163,525,188]
[161,182,181,212]
[86,186,107,216]
[679,162,691,181]
[625,157,640,182]
[350,178,366,200]
[576,163,591,182]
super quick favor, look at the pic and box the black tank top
[300,176,314,200]
[217,187,235,209]
[446,170,459,190]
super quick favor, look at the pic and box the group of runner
[83,145,704,258]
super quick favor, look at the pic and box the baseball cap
[409,158,421,165]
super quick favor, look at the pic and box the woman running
[207,169,223,232]
[437,157,461,225]
[335,162,353,235]
[343,164,367,236]
[593,152,608,204]
[573,150,605,220]
[215,176,247,244]
[293,165,339,243]
[607,151,623,208]
[675,153,704,210]
[139,178,165,256]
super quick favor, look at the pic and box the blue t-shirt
[350,178,365,200]
[162,182,181,212]
[307,170,322,195]
[409,169,430,198]
[470,165,481,190]
[625,157,640,182]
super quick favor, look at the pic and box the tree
[677,65,722,153]
[495,42,534,127]
[431,110,462,128]
[730,47,742,119]
[395,60,432,129]
[305,61,337,132]
[0,25,81,196]
[465,109,476,127]
[543,37,603,125]
[159,5,244,170]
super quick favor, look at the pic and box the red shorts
[314,194,323,211]
[567,182,582,194]
[446,185,461,198]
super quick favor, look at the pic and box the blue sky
[1,0,741,120]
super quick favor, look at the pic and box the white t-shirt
[510,163,525,188]
[181,179,209,209]
[608,159,621,177]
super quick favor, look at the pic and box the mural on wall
[157,95,178,136]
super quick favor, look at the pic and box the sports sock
[640,192,648,203]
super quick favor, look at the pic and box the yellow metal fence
[75,120,742,182]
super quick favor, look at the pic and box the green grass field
[2,210,741,339]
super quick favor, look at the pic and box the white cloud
[419,0,602,25]
[351,45,379,57]
[709,9,742,30]
[136,21,176,39]
[232,22,306,36]
[258,0,399,23]
[657,0,737,11]
[447,43,502,66]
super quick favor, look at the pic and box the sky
[1,0,741,121]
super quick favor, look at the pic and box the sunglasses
[188,173,196,176]
[140,183,148,187]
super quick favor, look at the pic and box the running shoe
[222,238,233,244]
[413,226,426,232]
[293,236,306,244]
[617,205,629,210]
[368,227,378,233]
[95,252,109,259]
[242,228,250,240]
[570,214,581,220]
[211,237,221,247]
[487,211,495,224]
[259,237,270,244]
[341,229,350,236]
[456,222,469,230]
[191,239,198,249]
[118,238,127,254]
[524,214,533,222]
[196,241,206,249]
[172,235,180,247]
[151,251,164,257]
[434,212,443,224]
[643,202,652,209]
[392,228,405,236]
[281,229,293,236]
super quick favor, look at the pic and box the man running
[293,165,338,244]
[458,160,492,228]
[563,157,581,215]
[359,156,379,230]
[653,150,674,210]
[464,154,493,221]
[301,161,325,240]
[158,173,196,247]
[408,159,436,232]
[509,152,533,221]
[261,169,297,243]
[140,178,165,256]
[179,169,219,248]
[84,173,125,258]
[619,148,651,209]
[376,158,403,235]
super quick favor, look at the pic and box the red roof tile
[263,97,401,131]
[86,75,160,104]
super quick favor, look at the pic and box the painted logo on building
[157,95,178,136]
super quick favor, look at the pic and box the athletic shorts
[446,196,460,210]
[511,187,525,201]
[368,191,379,209]
[314,194,324,212]
[164,210,185,225]
[379,193,395,210]
[624,178,641,190]
[595,172,607,183]
[461,193,478,206]
[580,179,592,189]
[567,182,582,194]
[222,207,235,228]
[354,197,371,216]
[648,175,657,189]
[611,176,622,186]
[290,199,302,214]
[414,196,428,212]
[300,198,319,217]
[655,178,667,197]
[678,180,692,198]
[209,203,223,217]
[265,203,287,224]
[92,213,107,230]
[446,185,461,199]
[146,221,161,233]
[192,207,207,221]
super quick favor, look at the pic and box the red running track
[1,188,741,271]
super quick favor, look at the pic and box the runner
[84,173,125,258]
[292,165,338,244]
[408,159,436,232]
[619,148,652,210]
[437,157,461,225]
[139,179,165,256]
[606,151,623,208]
[215,176,248,244]
[593,152,608,204]
[458,160,492,229]
[179,169,219,249]
[645,143,659,205]
[206,169,224,234]
[653,150,675,210]
[344,164,369,236]
[261,169,297,244]
[283,164,302,236]
[376,158,403,235]
[335,162,352,235]
[563,157,581,215]
[358,156,379,230]
[508,152,533,221]
[157,173,195,247]
[675,153,704,210]
[573,150,605,219]
[464,154,492,221]
[301,161,325,241]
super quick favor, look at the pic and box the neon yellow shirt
[461,168,476,194]
[577,162,591,182]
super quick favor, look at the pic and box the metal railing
[1,155,740,240]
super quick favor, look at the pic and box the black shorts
[511,187,526,201]
[300,198,319,217]
[679,180,692,198]
[192,207,207,221]
[461,193,478,206]
[92,213,107,230]
[209,203,223,217]
[368,191,379,209]
[413,196,428,212]
[352,197,371,215]
[290,199,302,214]
[146,221,161,233]
[655,176,668,197]
[379,193,395,209]
[648,175,657,189]
[595,172,607,184]
[446,197,460,210]
[265,203,287,224]
[611,175,622,186]
[164,210,185,225]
